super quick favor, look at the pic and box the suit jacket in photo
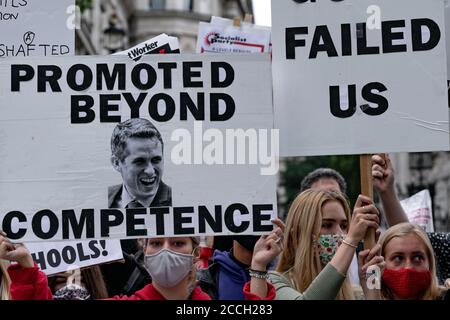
[101,181,172,297]
[108,181,172,209]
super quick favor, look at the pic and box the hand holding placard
[0,233,34,268]
[347,194,380,249]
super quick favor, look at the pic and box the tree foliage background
[76,0,93,12]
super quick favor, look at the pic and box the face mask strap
[191,246,200,257]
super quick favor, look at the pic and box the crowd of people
[0,153,449,301]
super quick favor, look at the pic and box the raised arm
[372,154,408,226]
[0,233,53,300]
[244,227,283,300]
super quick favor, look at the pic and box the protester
[299,168,364,287]
[301,159,407,228]
[299,158,437,286]
[0,259,10,300]
[47,266,109,300]
[372,154,450,283]
[379,222,449,300]
[0,233,279,300]
[300,168,347,194]
[270,189,384,300]
[111,237,210,300]
[198,221,283,300]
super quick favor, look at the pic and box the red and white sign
[196,16,271,54]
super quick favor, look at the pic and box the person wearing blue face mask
[270,189,385,300]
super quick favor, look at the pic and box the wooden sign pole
[360,154,375,249]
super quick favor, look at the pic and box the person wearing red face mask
[379,222,449,300]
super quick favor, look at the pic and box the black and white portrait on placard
[108,118,172,212]
[107,117,172,256]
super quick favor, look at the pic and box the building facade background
[391,152,450,232]
[76,0,252,55]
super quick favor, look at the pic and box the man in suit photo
[108,117,172,254]
[102,118,172,296]
[109,117,172,212]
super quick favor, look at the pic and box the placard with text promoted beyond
[272,0,449,156]
[0,0,75,58]
[0,54,277,242]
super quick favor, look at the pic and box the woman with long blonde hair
[1,259,10,300]
[270,189,384,300]
[380,222,449,300]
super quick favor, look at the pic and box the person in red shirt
[0,230,281,300]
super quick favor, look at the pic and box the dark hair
[81,266,109,299]
[300,168,347,194]
[143,237,200,251]
[111,118,163,162]
[48,266,109,299]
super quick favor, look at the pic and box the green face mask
[314,234,345,264]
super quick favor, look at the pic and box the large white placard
[0,54,277,242]
[0,0,75,58]
[0,0,121,271]
[272,0,449,156]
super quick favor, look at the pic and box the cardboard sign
[115,33,180,61]
[26,239,123,276]
[0,0,74,58]
[272,0,449,156]
[197,16,271,53]
[400,189,434,232]
[0,54,277,242]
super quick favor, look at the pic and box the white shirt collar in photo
[120,185,153,208]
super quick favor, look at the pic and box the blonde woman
[1,259,10,300]
[270,189,384,300]
[380,222,449,300]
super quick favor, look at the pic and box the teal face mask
[313,234,345,264]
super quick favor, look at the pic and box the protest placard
[0,0,122,270]
[26,239,123,276]
[0,0,74,58]
[196,16,271,53]
[0,53,277,242]
[272,0,449,157]
[400,189,434,232]
[115,33,180,61]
